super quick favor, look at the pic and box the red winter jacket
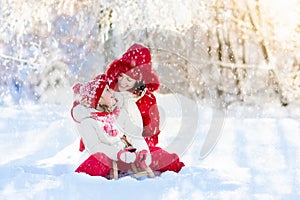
[136,90,160,147]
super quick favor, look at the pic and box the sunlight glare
[261,0,299,41]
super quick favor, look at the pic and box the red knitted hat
[105,43,160,92]
[72,74,107,109]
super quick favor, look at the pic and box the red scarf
[90,107,120,137]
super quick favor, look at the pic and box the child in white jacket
[71,75,151,178]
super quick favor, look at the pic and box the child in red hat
[71,75,152,178]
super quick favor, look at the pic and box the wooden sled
[109,161,155,180]
[130,163,155,179]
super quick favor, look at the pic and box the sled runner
[130,163,155,179]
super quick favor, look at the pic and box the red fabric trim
[70,101,81,123]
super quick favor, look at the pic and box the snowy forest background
[1,0,300,199]
[1,0,299,108]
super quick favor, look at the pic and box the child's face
[117,73,137,91]
[99,85,117,108]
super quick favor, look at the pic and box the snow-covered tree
[0,0,299,107]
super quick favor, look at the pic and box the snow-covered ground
[0,93,300,200]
